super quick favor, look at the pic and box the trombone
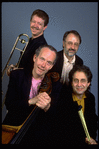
[2,33,30,79]
[2,34,29,109]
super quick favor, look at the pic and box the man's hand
[28,92,51,112]
[85,137,98,145]
[6,64,23,76]
[6,64,18,76]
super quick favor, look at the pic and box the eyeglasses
[65,41,79,48]
[73,78,88,84]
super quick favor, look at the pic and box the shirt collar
[63,52,75,64]
[72,93,86,102]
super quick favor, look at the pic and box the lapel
[73,55,79,66]
[22,73,32,100]
[58,50,64,75]
[84,96,89,118]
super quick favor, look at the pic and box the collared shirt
[29,77,42,99]
[60,53,75,84]
[72,93,86,114]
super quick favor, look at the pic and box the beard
[64,48,77,57]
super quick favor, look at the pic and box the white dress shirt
[60,53,75,84]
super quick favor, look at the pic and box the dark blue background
[2,2,98,140]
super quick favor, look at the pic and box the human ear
[87,82,90,87]
[63,41,65,48]
[43,25,47,31]
[33,54,37,62]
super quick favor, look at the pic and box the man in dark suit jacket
[51,65,97,145]
[50,30,83,84]
[3,45,62,144]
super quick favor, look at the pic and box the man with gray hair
[3,45,57,126]
[51,30,83,85]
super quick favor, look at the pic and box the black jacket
[51,84,98,145]
[50,50,83,78]
[3,69,62,126]
[3,69,34,126]
[3,69,62,144]
[19,34,47,70]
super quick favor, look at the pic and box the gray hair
[35,45,57,65]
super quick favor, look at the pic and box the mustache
[76,87,83,89]
[68,48,76,52]
[31,26,39,30]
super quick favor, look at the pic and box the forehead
[31,15,44,23]
[66,33,80,43]
[73,71,88,80]
[39,47,56,60]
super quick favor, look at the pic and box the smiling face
[72,71,90,97]
[33,47,56,79]
[30,15,47,38]
[63,33,80,58]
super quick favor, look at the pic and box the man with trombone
[6,9,49,76]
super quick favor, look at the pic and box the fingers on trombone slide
[6,64,18,76]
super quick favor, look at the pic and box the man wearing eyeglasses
[51,30,83,85]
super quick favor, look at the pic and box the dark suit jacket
[51,84,98,145]
[3,69,62,126]
[3,69,33,126]
[3,68,62,144]
[19,34,47,70]
[50,50,83,78]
